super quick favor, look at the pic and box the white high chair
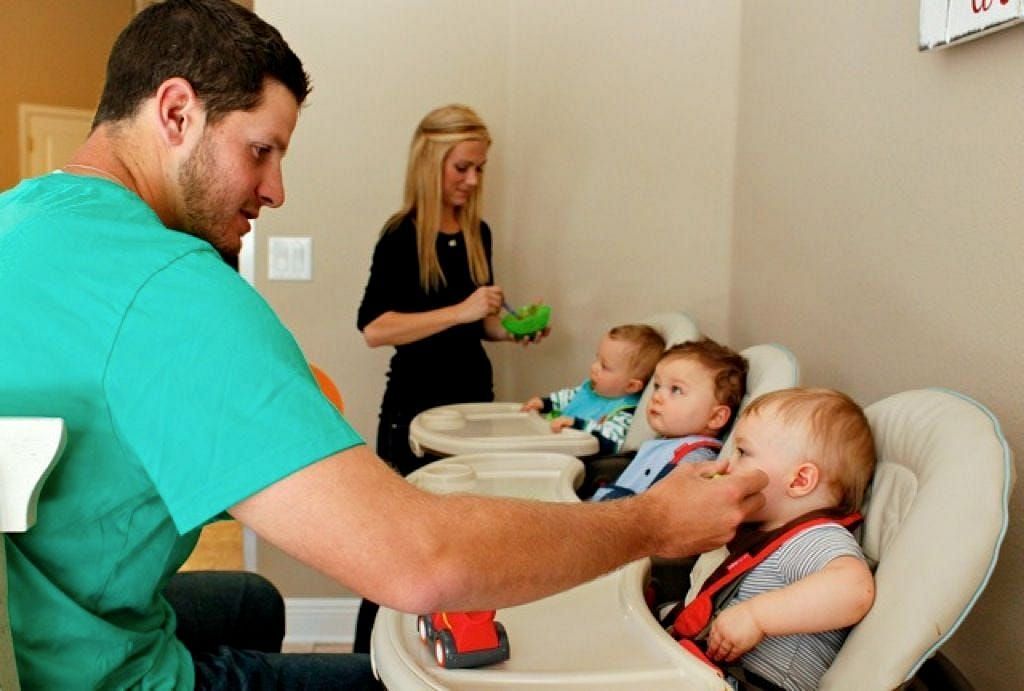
[371,342,800,690]
[408,312,701,458]
[370,452,733,690]
[683,388,1013,689]
[0,418,66,691]
[822,388,1014,689]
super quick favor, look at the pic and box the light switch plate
[268,236,312,281]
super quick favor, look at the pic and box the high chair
[822,388,1013,689]
[408,312,701,458]
[371,451,733,690]
[683,388,1013,689]
[0,418,66,691]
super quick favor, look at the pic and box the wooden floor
[179,520,245,571]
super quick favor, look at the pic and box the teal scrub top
[0,173,363,689]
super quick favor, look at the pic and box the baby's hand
[549,416,574,433]
[521,397,544,412]
[705,603,764,662]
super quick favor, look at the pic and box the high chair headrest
[821,388,1013,689]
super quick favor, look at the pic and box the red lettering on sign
[972,0,1011,12]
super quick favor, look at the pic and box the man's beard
[178,135,237,259]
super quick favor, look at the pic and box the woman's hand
[517,325,551,347]
[456,286,504,324]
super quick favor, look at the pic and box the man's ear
[625,378,645,394]
[706,404,732,433]
[788,462,820,497]
[154,77,204,146]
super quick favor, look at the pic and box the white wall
[255,0,742,597]
[257,0,741,436]
[495,0,742,399]
[256,0,511,445]
[253,3,1023,684]
[730,4,1024,687]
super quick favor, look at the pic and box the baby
[522,324,665,454]
[670,388,877,691]
[591,337,747,500]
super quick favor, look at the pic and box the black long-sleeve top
[357,214,495,416]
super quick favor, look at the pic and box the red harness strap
[646,437,722,487]
[671,510,863,643]
[670,438,723,465]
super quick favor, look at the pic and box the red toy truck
[417,610,511,669]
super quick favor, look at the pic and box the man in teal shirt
[0,1,767,688]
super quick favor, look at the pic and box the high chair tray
[370,454,730,690]
[409,403,600,458]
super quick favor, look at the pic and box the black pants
[352,406,442,653]
[166,571,380,690]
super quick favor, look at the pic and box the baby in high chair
[590,337,747,500]
[521,323,665,454]
[667,387,877,691]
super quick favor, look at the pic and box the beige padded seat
[822,388,1013,689]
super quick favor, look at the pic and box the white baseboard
[284,596,361,645]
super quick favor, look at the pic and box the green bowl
[501,304,551,338]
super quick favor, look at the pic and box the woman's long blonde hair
[384,104,492,292]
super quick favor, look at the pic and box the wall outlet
[268,236,312,281]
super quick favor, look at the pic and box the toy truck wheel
[435,629,457,668]
[495,621,511,660]
[417,615,434,643]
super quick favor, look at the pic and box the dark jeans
[165,571,380,690]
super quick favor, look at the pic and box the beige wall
[10,0,1019,681]
[253,0,742,596]
[259,2,1022,679]
[730,4,1023,687]
[0,1,131,189]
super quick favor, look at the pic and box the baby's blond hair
[742,388,876,513]
[608,324,666,383]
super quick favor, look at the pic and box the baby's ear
[707,404,732,432]
[625,377,645,394]
[788,462,820,497]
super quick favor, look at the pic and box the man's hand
[639,457,767,559]
[706,602,764,662]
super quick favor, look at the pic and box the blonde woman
[358,104,541,476]
[355,104,543,651]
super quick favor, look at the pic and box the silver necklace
[63,163,127,189]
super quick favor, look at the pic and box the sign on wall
[920,0,1024,50]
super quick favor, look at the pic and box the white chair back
[0,418,66,691]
